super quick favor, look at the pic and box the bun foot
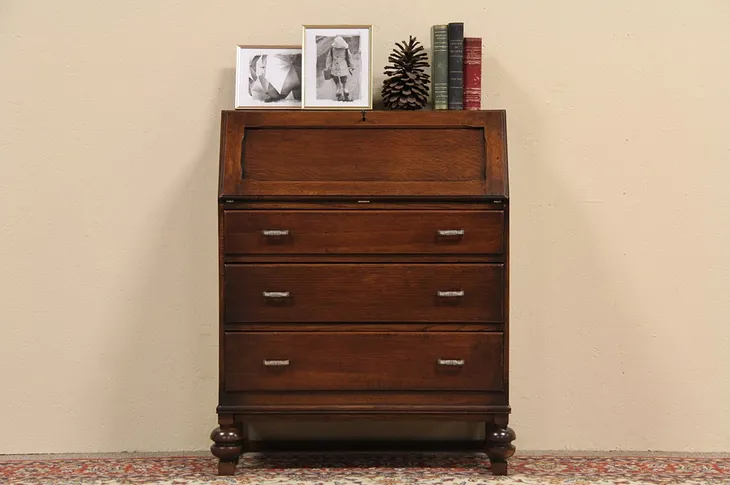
[210,422,243,476]
[486,425,516,476]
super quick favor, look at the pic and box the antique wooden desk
[211,110,516,475]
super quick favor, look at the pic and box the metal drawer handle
[437,229,465,236]
[438,359,465,366]
[262,229,289,237]
[263,359,290,366]
[263,291,290,299]
[437,290,464,298]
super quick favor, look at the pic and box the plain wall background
[2,0,730,454]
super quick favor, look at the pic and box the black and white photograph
[302,25,372,109]
[235,45,302,109]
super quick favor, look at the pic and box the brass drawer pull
[262,229,290,237]
[437,290,464,298]
[438,359,465,366]
[263,291,290,299]
[263,359,290,366]
[437,229,465,236]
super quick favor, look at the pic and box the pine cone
[382,36,430,110]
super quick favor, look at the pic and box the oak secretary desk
[210,110,516,476]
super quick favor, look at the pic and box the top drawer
[218,111,508,198]
[223,210,505,256]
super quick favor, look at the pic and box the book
[447,22,464,110]
[432,25,449,110]
[463,37,482,110]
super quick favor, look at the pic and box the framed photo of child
[302,25,373,110]
[235,45,302,109]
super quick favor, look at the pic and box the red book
[463,37,482,110]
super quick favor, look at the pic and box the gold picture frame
[235,45,302,109]
[301,25,373,110]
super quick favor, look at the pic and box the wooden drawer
[223,210,504,255]
[224,332,504,392]
[224,263,504,323]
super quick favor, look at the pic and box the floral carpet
[1,452,729,485]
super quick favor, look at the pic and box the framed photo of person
[302,25,373,110]
[235,45,302,109]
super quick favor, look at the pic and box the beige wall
[2,0,730,454]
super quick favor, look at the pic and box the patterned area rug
[2,452,729,485]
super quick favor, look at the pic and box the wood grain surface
[224,210,504,255]
[224,263,504,323]
[224,332,504,392]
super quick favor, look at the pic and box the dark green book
[432,25,449,110]
[447,22,464,110]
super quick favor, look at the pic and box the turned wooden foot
[485,424,516,476]
[490,460,508,475]
[210,416,243,476]
[217,459,238,476]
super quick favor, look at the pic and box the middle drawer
[224,263,504,323]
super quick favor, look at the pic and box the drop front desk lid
[218,110,508,200]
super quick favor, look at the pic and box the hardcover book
[432,25,449,110]
[447,22,464,110]
[463,37,482,110]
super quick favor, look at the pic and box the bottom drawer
[224,332,504,392]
